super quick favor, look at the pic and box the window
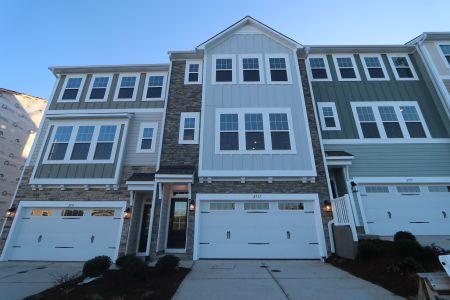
[219,114,239,150]
[308,55,331,80]
[387,55,418,80]
[360,54,389,80]
[213,55,235,83]
[245,113,265,150]
[428,186,450,192]
[143,73,166,100]
[244,202,269,210]
[91,209,115,216]
[355,107,380,138]
[333,55,361,81]
[396,186,420,194]
[137,122,158,153]
[114,74,139,101]
[184,60,203,84]
[94,125,117,160]
[59,76,85,102]
[87,75,112,101]
[210,202,235,210]
[70,126,94,160]
[266,54,291,83]
[438,44,450,66]
[278,202,304,210]
[365,186,389,193]
[31,209,53,216]
[317,102,341,131]
[269,113,291,150]
[62,209,84,217]
[48,126,73,160]
[352,102,429,140]
[239,55,263,83]
[178,112,200,144]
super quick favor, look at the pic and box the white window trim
[113,73,140,101]
[212,54,236,84]
[85,73,114,102]
[238,54,264,84]
[351,101,431,141]
[142,72,167,101]
[57,74,86,103]
[387,54,419,81]
[215,107,297,154]
[359,54,390,81]
[265,53,292,84]
[332,54,361,81]
[178,112,200,144]
[42,120,123,164]
[306,54,332,81]
[136,122,158,153]
[435,42,450,69]
[184,60,203,84]
[317,102,341,130]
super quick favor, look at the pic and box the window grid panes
[378,106,403,138]
[439,45,450,64]
[278,202,304,210]
[391,56,414,78]
[242,58,260,82]
[356,106,380,138]
[210,202,235,210]
[182,117,195,141]
[146,75,164,98]
[321,107,336,128]
[309,58,328,79]
[269,57,288,81]
[365,186,389,193]
[219,114,239,150]
[120,77,136,87]
[93,77,108,88]
[141,127,154,150]
[188,63,200,82]
[269,113,291,150]
[396,186,420,193]
[216,58,233,82]
[62,78,82,100]
[244,202,269,210]
[94,125,117,160]
[336,57,356,79]
[48,126,73,160]
[364,57,385,78]
[400,106,426,138]
[428,186,450,193]
[71,126,94,160]
[245,113,264,150]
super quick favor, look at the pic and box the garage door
[361,185,450,236]
[198,200,321,259]
[4,202,125,261]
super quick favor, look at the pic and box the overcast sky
[2,0,450,99]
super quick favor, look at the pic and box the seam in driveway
[261,261,290,300]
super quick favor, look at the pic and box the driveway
[0,261,83,300]
[173,260,404,300]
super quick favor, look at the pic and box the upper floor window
[179,112,200,144]
[94,125,117,159]
[318,102,341,131]
[239,55,263,83]
[387,55,418,80]
[269,113,291,150]
[48,126,73,160]
[114,74,139,101]
[333,55,361,81]
[137,122,158,153]
[245,113,265,150]
[70,126,95,160]
[438,44,450,67]
[219,114,239,151]
[59,76,85,102]
[184,60,203,84]
[266,54,291,83]
[143,73,166,100]
[308,56,331,80]
[87,75,112,102]
[213,55,235,83]
[351,102,429,140]
[360,55,389,80]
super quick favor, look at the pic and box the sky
[1,0,450,99]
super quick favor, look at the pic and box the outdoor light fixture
[123,207,131,219]
[189,199,196,211]
[6,206,16,219]
[323,200,332,212]
[351,181,358,193]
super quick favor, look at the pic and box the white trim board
[352,177,450,184]
[322,138,450,144]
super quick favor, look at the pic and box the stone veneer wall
[0,165,155,257]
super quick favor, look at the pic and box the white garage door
[4,202,125,261]
[198,200,321,259]
[361,185,450,236]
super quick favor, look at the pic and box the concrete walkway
[0,261,83,300]
[173,260,404,300]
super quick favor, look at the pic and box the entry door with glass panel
[166,199,188,249]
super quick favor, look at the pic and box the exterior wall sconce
[6,206,16,219]
[351,181,358,193]
[323,200,332,212]
[123,207,132,219]
[189,199,196,212]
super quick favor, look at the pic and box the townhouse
[0,16,449,262]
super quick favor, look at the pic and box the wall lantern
[123,207,132,219]
[351,181,358,193]
[323,200,332,212]
[189,199,196,212]
[6,206,16,219]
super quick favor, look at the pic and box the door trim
[164,197,188,253]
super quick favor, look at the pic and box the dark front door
[166,199,188,249]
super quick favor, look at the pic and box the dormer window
[213,55,235,83]
[143,73,166,100]
[114,74,139,101]
[59,76,85,102]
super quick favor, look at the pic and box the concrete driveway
[173,260,404,300]
[0,261,83,300]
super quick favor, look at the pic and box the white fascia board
[126,184,156,191]
[45,108,164,115]
[29,178,118,185]
[18,200,127,208]
[352,177,450,184]
[198,169,317,177]
[322,138,450,144]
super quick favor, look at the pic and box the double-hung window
[245,113,265,150]
[94,125,117,160]
[400,106,427,138]
[360,55,389,80]
[308,56,331,80]
[213,55,234,83]
[115,74,139,101]
[87,75,112,101]
[387,55,418,80]
[70,126,94,160]
[143,74,166,100]
[378,106,403,138]
[219,114,239,150]
[318,102,341,130]
[48,126,73,160]
[355,106,380,138]
[137,122,158,153]
[184,60,203,84]
[333,55,361,80]
[269,113,291,150]
[438,44,450,66]
[239,55,262,83]
[59,76,85,102]
[266,54,290,83]
[179,112,200,144]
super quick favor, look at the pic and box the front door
[166,199,188,249]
